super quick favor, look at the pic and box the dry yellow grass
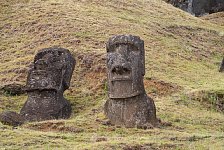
[0,0,224,149]
[201,12,224,26]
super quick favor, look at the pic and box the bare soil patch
[145,77,181,97]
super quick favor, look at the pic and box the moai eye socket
[129,44,139,52]
[58,51,63,56]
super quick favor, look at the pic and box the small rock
[0,111,25,127]
[95,137,107,142]
[137,123,154,130]
[2,83,25,95]
[101,120,111,126]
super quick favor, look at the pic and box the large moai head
[106,35,145,98]
[21,47,75,121]
[105,35,157,127]
[26,47,75,93]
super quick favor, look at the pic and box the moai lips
[21,47,75,121]
[104,35,157,128]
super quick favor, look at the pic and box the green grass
[0,0,224,149]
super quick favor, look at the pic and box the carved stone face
[20,47,75,122]
[26,47,75,92]
[106,35,145,98]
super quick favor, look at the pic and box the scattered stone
[157,118,173,128]
[96,118,112,126]
[137,123,154,130]
[104,35,157,128]
[0,111,25,127]
[1,83,25,96]
[95,137,107,142]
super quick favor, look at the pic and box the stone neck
[109,92,146,101]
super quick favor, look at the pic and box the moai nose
[112,63,131,75]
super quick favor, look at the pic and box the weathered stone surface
[0,47,75,126]
[219,57,224,72]
[104,35,157,128]
[20,47,75,121]
[0,111,25,127]
[166,0,224,16]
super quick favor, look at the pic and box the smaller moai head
[26,47,75,92]
[106,35,145,98]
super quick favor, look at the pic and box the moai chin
[104,35,157,128]
[20,47,75,121]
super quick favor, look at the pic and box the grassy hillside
[201,12,224,26]
[0,0,224,149]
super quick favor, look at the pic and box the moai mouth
[109,54,134,98]
[111,64,132,81]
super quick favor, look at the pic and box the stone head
[26,47,75,92]
[106,35,145,98]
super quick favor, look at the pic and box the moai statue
[104,35,157,128]
[0,47,75,126]
[219,57,224,72]
[21,47,75,121]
